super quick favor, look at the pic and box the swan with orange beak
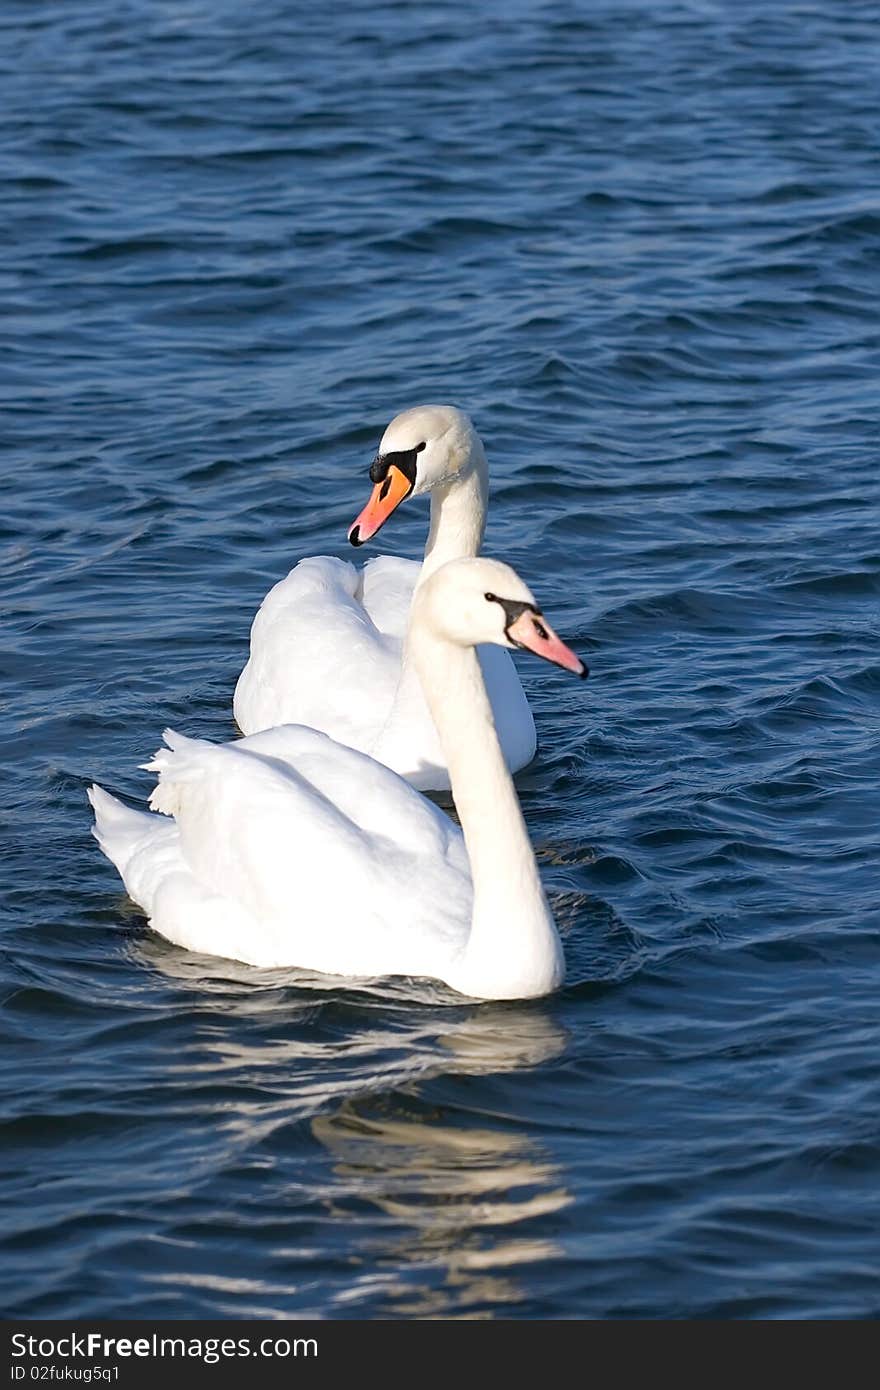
[234,406,538,791]
[348,442,423,546]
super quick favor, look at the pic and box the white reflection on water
[132,940,573,1316]
[312,1007,572,1317]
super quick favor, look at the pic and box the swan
[89,558,587,1001]
[233,405,536,791]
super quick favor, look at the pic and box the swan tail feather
[142,728,213,817]
[87,784,156,876]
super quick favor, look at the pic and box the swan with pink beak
[90,558,586,1001]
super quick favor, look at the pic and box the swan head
[349,405,482,546]
[413,558,588,677]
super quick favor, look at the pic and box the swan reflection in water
[135,941,573,1318]
[311,1004,573,1318]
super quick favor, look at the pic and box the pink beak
[506,608,588,678]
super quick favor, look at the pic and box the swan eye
[415,441,426,453]
[484,591,497,602]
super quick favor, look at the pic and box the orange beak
[348,464,414,546]
[506,609,588,678]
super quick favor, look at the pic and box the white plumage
[233,407,536,791]
[90,724,470,978]
[90,558,586,1000]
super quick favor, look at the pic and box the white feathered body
[232,556,535,791]
[89,725,472,978]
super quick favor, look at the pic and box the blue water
[3,0,880,1319]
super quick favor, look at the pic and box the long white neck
[368,452,488,770]
[408,626,564,1000]
[417,443,488,585]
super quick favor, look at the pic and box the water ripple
[2,0,880,1321]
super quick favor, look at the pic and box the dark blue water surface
[3,0,880,1319]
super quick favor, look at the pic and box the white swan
[233,405,536,791]
[89,558,587,1001]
